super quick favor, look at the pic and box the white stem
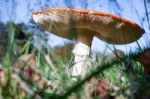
[72,42,90,77]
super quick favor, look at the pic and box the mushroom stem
[72,33,93,78]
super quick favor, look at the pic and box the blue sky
[0,0,149,54]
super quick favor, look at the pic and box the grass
[0,21,150,99]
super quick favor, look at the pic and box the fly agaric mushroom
[32,8,145,78]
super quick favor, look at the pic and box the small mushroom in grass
[32,8,144,78]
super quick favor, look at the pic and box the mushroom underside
[36,20,142,45]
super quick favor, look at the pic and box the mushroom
[32,8,145,78]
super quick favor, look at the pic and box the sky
[0,0,149,54]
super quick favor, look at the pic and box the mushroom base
[72,42,90,77]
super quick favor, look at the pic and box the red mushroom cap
[32,8,145,44]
